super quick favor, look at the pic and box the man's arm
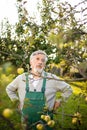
[54,78,73,110]
[6,76,20,101]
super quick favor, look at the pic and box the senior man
[6,50,72,130]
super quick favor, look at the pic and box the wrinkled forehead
[30,51,48,62]
[33,52,46,57]
[31,53,46,59]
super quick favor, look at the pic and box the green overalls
[22,73,54,130]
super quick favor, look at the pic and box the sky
[0,0,86,25]
[0,0,42,25]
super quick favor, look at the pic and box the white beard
[33,67,43,74]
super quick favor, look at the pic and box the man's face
[30,54,46,74]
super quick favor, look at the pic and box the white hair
[30,50,48,63]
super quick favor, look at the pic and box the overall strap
[41,72,47,93]
[25,72,47,93]
[25,73,29,92]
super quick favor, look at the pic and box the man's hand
[12,99,21,114]
[53,101,61,111]
[12,99,20,109]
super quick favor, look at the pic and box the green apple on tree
[36,123,44,130]
[44,115,51,122]
[72,117,78,124]
[2,108,13,118]
[41,114,45,120]
[17,67,24,74]
[47,120,55,127]
[85,96,87,102]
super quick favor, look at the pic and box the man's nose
[38,60,43,64]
